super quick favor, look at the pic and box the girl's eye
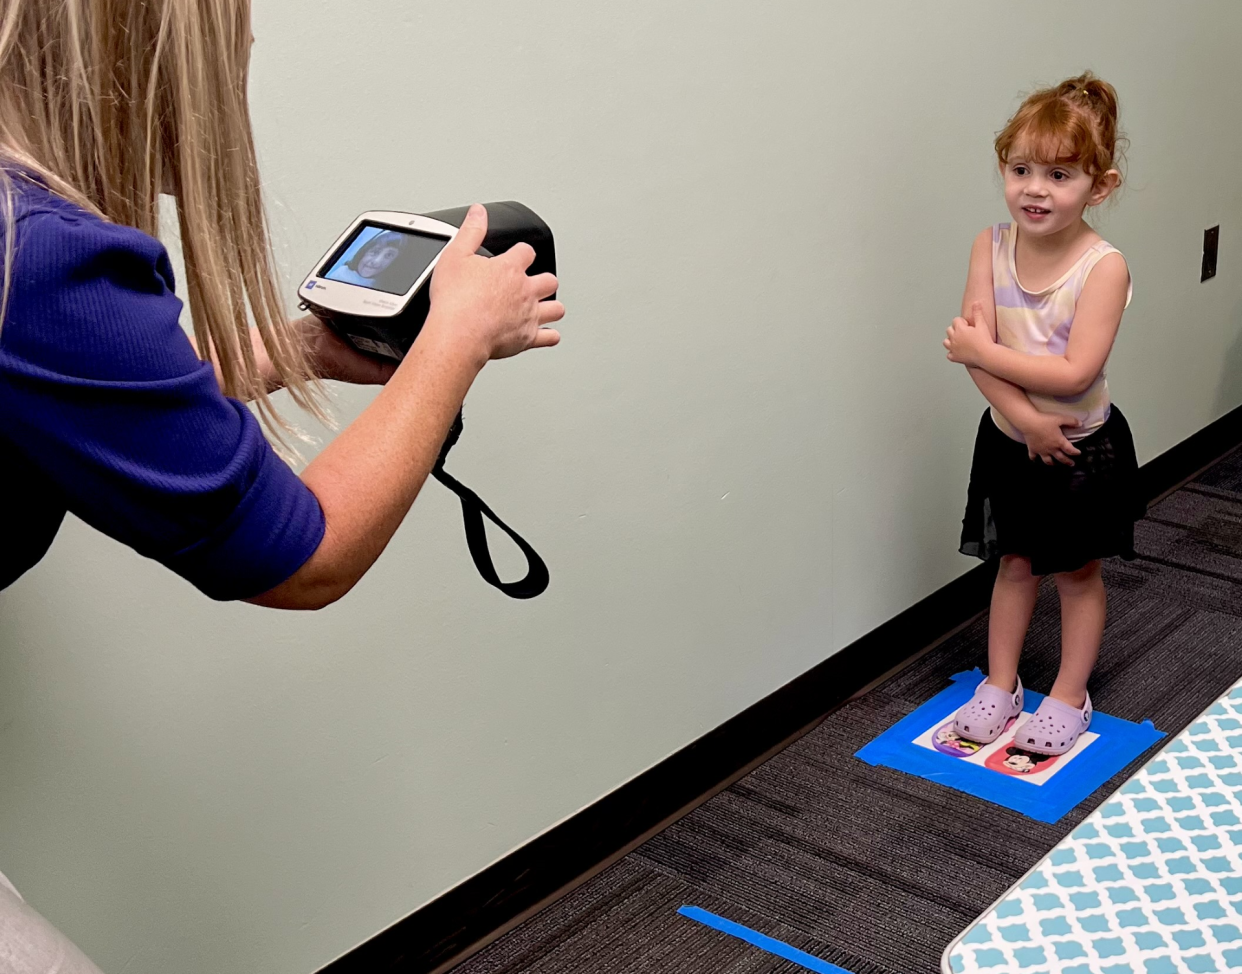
[1052,171,1068,180]
[1014,166,1028,176]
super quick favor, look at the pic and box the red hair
[995,72,1125,184]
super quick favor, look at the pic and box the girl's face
[1002,142,1118,239]
[358,243,401,279]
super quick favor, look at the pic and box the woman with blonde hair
[0,1,561,968]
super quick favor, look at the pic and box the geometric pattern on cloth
[944,682,1242,974]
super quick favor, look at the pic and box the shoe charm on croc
[1016,691,1092,756]
[953,676,1024,744]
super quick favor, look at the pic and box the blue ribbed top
[0,178,324,600]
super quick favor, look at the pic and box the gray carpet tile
[455,458,1242,974]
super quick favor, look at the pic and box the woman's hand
[1021,412,1082,466]
[421,204,563,366]
[300,316,398,385]
[944,301,993,368]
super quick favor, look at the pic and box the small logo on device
[306,279,319,290]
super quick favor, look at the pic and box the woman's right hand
[1021,412,1082,466]
[423,204,563,365]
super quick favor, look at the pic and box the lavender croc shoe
[953,676,1024,744]
[1016,692,1092,756]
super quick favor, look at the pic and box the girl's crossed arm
[953,228,1086,466]
[958,229,1037,428]
[947,250,1129,398]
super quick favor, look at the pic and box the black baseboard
[315,403,1242,974]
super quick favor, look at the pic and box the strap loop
[432,412,550,599]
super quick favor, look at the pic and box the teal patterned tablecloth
[944,682,1242,974]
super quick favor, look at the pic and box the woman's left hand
[300,315,398,385]
[943,301,993,368]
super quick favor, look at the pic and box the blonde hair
[0,0,325,443]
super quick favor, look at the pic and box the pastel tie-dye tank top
[990,222,1132,443]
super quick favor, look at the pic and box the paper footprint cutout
[932,716,1017,758]
[984,743,1061,776]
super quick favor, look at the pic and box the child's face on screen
[358,243,401,280]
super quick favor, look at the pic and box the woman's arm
[948,252,1129,397]
[191,315,396,393]
[247,206,562,610]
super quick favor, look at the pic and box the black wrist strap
[432,412,550,600]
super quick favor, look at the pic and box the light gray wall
[2,2,1240,972]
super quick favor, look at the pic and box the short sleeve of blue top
[0,180,325,600]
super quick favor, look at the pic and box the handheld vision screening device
[298,202,557,600]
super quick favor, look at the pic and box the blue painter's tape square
[853,671,1165,823]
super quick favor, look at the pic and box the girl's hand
[1021,412,1082,466]
[301,316,398,385]
[944,301,993,368]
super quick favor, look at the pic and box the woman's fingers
[537,299,566,326]
[502,241,537,271]
[529,272,559,300]
[530,327,561,349]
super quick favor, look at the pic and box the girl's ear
[1089,169,1122,206]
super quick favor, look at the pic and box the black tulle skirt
[959,406,1144,576]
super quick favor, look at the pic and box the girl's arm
[958,228,1042,429]
[948,252,1129,397]
[954,229,1084,466]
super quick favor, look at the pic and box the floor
[453,450,1242,974]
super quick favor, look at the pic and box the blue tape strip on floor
[855,670,1165,823]
[677,906,854,974]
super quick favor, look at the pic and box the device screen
[320,223,449,296]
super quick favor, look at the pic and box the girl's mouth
[1023,206,1051,218]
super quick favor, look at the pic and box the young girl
[943,72,1140,757]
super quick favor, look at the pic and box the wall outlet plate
[1203,225,1220,282]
